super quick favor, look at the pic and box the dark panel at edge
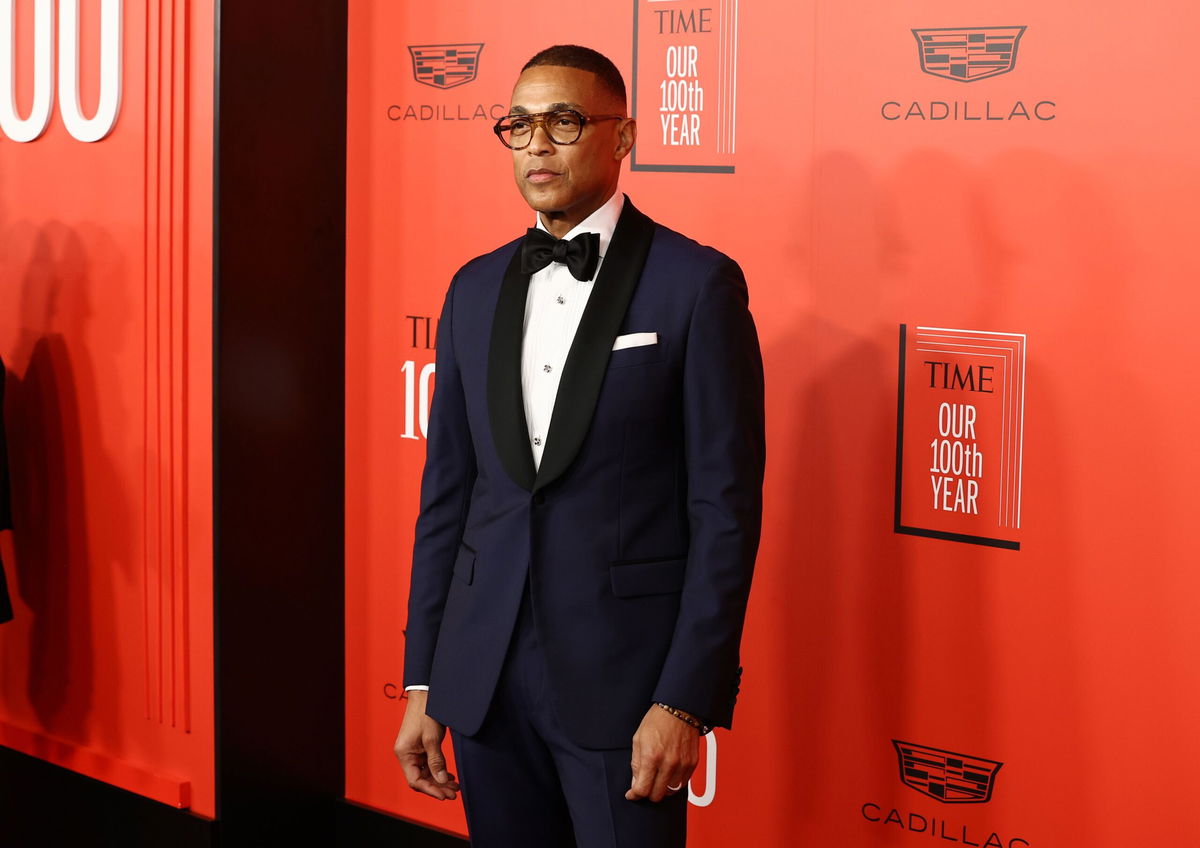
[338,800,469,847]
[0,746,214,848]
[214,0,347,843]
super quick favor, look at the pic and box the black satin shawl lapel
[534,201,656,493]
[487,245,536,491]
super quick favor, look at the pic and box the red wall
[344,1,1200,844]
[0,0,216,816]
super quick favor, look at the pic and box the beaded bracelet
[654,702,712,735]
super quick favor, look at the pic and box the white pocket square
[612,332,658,351]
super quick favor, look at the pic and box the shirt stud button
[556,295,565,305]
[543,364,552,373]
[533,436,542,446]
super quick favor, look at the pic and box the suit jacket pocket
[610,556,686,598]
[607,340,667,370]
[452,544,476,585]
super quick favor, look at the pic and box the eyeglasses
[493,109,625,149]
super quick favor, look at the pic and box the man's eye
[509,120,531,134]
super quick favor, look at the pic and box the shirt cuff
[404,685,430,692]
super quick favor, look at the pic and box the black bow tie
[519,228,601,282]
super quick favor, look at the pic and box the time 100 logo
[1,0,122,143]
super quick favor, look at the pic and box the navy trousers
[450,589,688,847]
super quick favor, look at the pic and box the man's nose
[525,122,556,155]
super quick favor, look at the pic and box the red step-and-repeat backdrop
[345,1,1200,844]
[0,0,216,816]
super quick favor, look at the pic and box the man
[393,45,764,846]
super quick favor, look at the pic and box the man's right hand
[393,690,460,800]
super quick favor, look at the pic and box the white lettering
[937,402,977,439]
[0,0,122,142]
[0,0,54,142]
[665,44,698,78]
[688,731,716,807]
[58,0,122,142]
[400,360,436,441]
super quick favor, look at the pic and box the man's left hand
[625,705,700,802]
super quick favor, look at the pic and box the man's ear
[614,117,637,161]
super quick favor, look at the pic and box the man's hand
[625,705,700,802]
[393,690,460,800]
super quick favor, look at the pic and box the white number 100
[1,0,123,143]
[401,360,435,441]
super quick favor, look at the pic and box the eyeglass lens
[500,111,583,148]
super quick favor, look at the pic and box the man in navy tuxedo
[393,45,765,846]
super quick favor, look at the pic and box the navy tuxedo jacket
[403,199,765,750]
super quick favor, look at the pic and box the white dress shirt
[406,191,625,694]
[521,190,624,470]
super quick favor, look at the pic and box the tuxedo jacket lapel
[535,200,656,492]
[487,246,537,491]
[486,200,657,494]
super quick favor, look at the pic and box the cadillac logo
[408,43,484,90]
[893,740,1004,803]
[911,27,1026,82]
